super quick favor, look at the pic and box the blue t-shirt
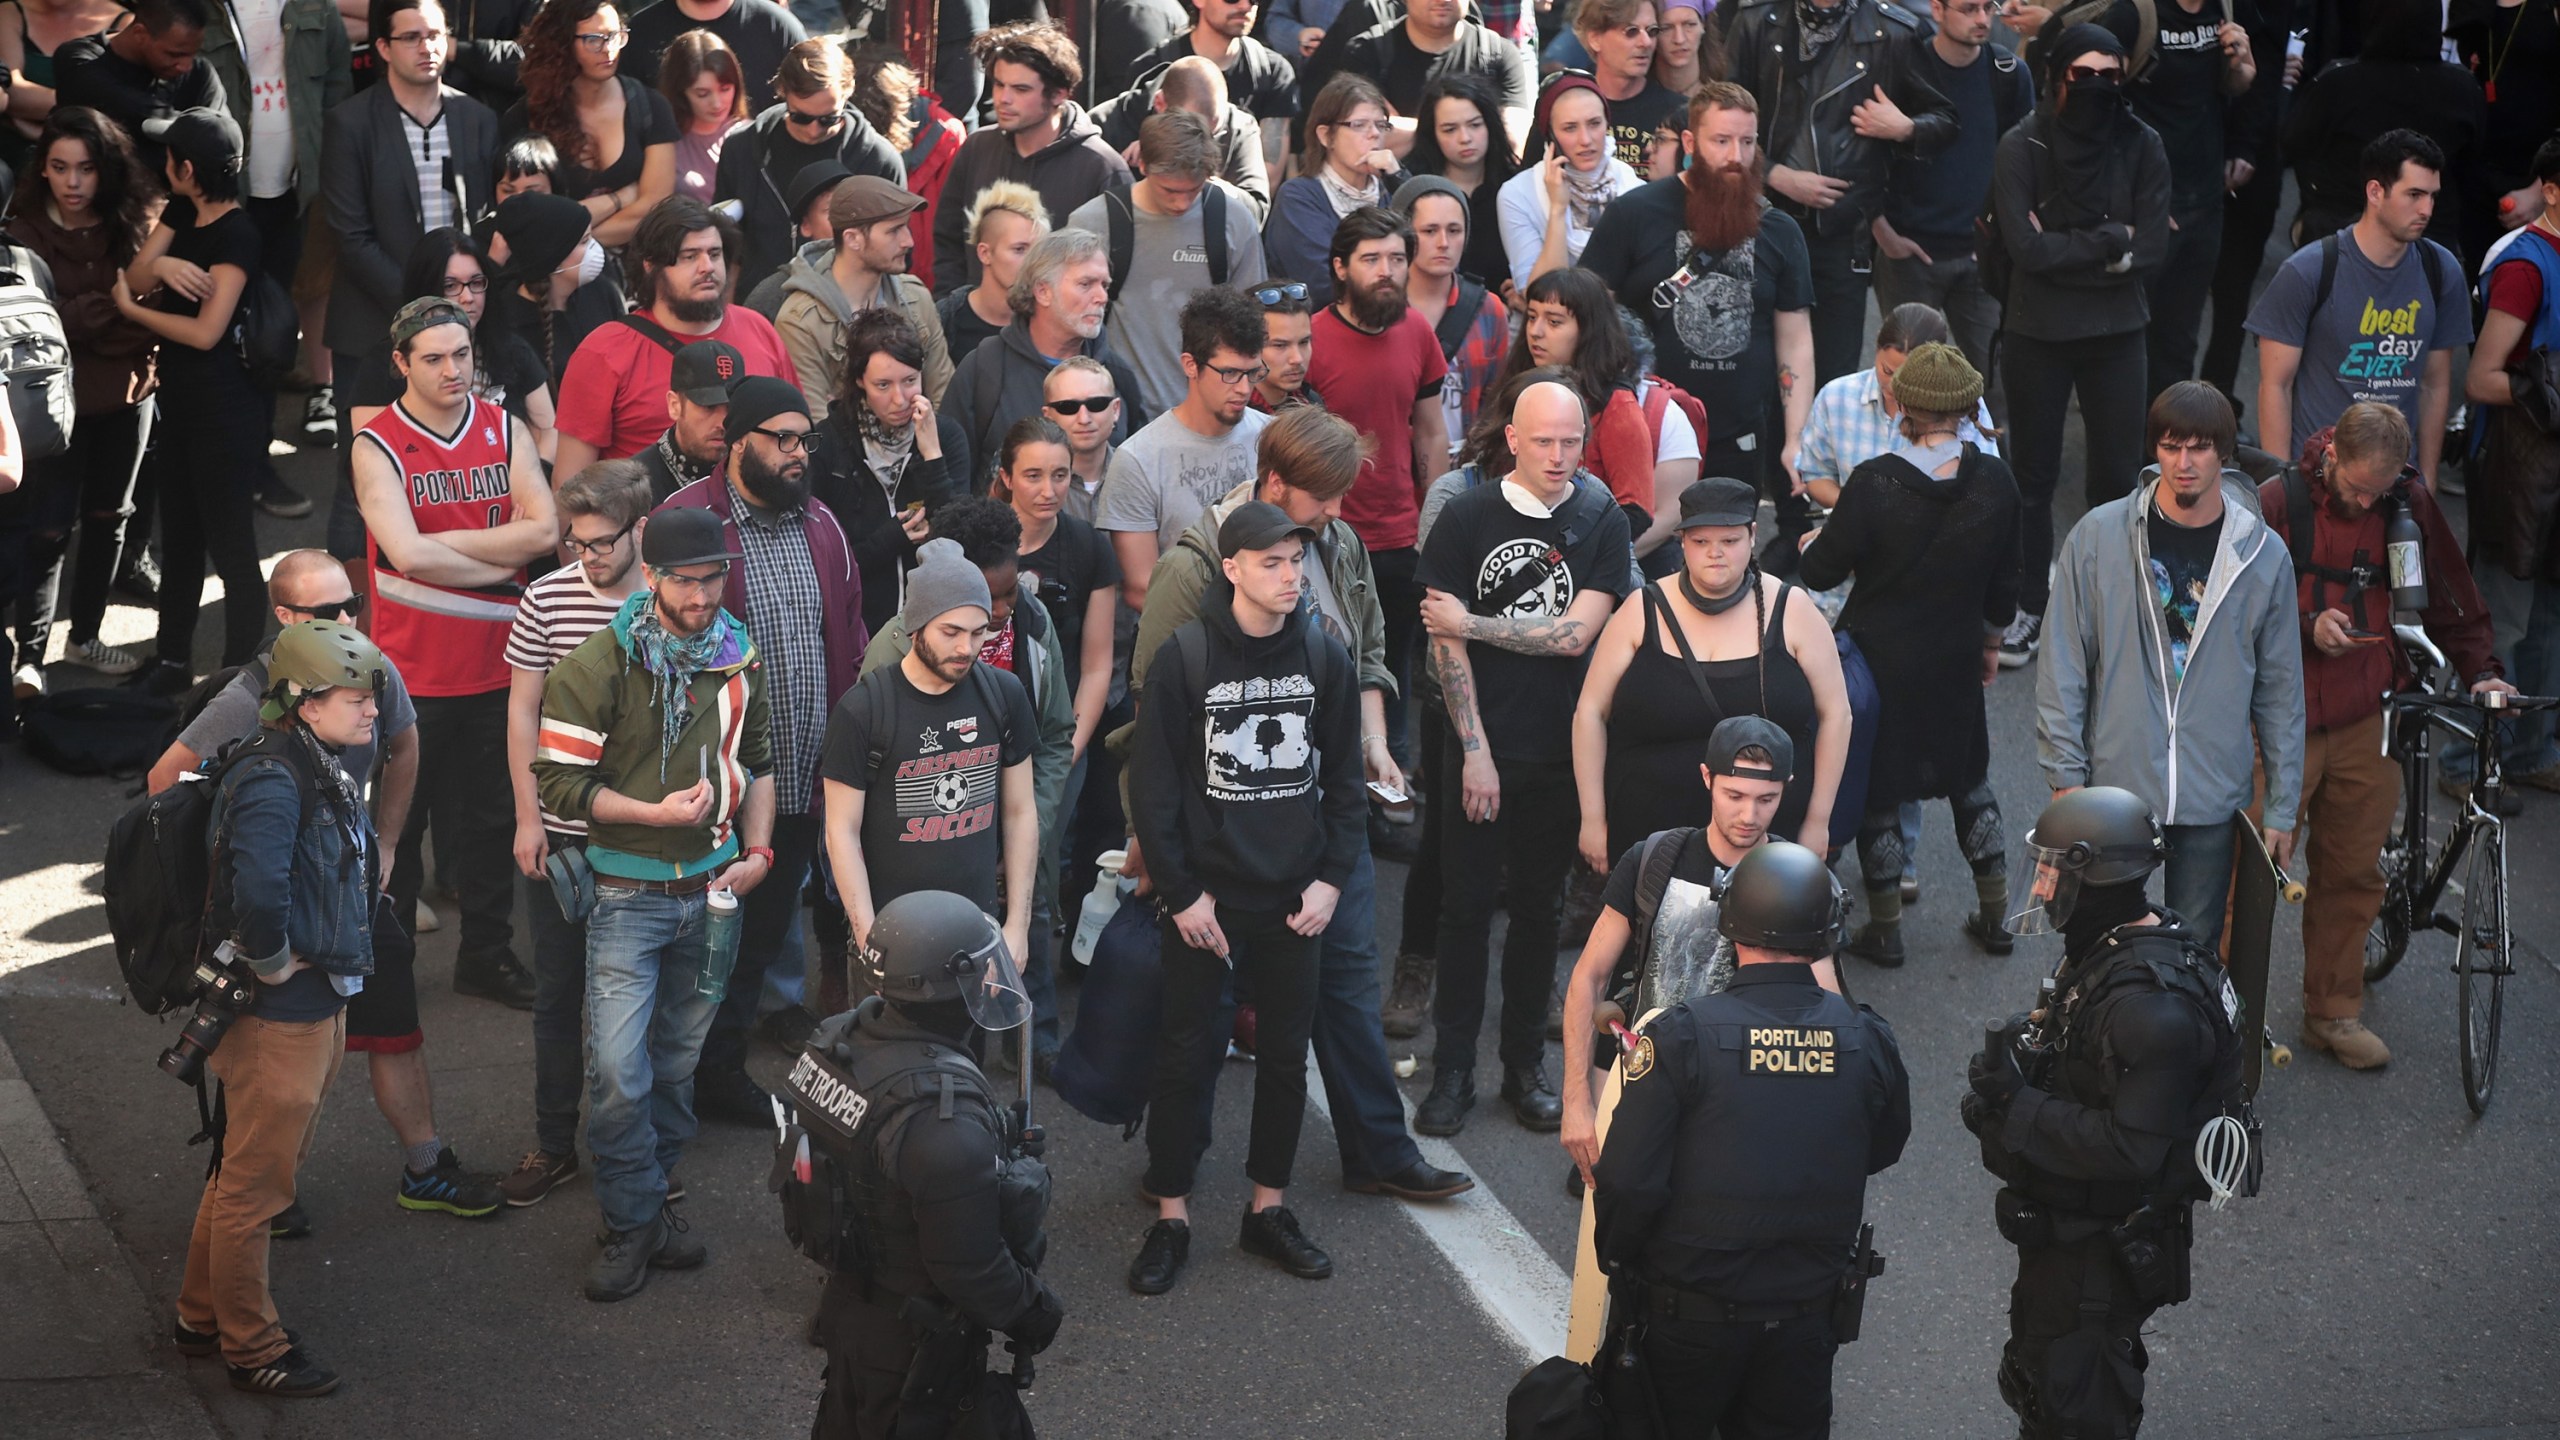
[1885,41,2034,244]
[2244,232,2473,456]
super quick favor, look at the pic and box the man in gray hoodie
[943,229,1149,492]
[773,176,952,423]
[2036,382,2304,949]
[928,21,1134,294]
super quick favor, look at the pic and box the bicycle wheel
[2456,825,2507,1116]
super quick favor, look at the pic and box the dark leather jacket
[1724,0,1957,238]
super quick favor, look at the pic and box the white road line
[1304,1085,1571,1366]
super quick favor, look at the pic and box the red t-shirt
[2485,229,2555,368]
[555,308,801,458]
[1306,305,1449,553]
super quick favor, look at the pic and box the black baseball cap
[1217,500,1318,559]
[142,107,243,178]
[1675,476,1761,530]
[668,340,746,406]
[641,506,740,569]
[1705,715,1794,783]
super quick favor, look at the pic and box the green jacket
[861,587,1076,906]
[202,0,352,211]
[1131,481,1391,702]
[533,601,773,878]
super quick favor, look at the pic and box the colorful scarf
[620,590,744,782]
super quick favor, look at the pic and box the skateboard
[1568,1003,1663,1362]
[2225,815,2301,1095]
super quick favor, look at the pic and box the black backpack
[17,685,180,777]
[101,731,315,1015]
[1602,827,1700,1031]
[231,268,300,392]
[0,242,74,459]
[1103,185,1229,308]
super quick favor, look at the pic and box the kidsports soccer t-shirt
[819,662,1038,916]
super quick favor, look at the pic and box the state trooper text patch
[786,1048,870,1140]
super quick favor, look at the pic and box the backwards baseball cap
[143,107,243,178]
[1675,476,1760,530]
[1705,715,1794,783]
[641,506,740,569]
[830,174,926,235]
[669,340,746,406]
[722,375,812,447]
[1218,500,1318,559]
[388,296,472,350]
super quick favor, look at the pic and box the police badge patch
[1624,1034,1657,1082]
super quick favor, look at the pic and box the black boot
[1414,1068,1475,1136]
[1502,1063,1563,1131]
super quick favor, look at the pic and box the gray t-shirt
[1068,183,1269,418]
[2244,233,2473,455]
[1093,407,1272,557]
[176,647,419,790]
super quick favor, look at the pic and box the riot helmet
[1717,841,1851,956]
[260,620,389,724]
[2006,786,2166,936]
[860,891,1032,1032]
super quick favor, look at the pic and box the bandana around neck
[620,590,745,783]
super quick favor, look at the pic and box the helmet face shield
[950,929,1032,1032]
[2006,840,2086,937]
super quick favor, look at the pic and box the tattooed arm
[1431,629,1504,823]
[1422,585,1619,657]
[1776,309,1816,496]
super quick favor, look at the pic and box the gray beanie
[902,537,993,633]
[1390,174,1470,217]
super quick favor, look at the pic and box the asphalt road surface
[6,359,2560,1439]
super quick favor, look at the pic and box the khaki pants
[177,1010,346,1367]
[2297,712,2397,1020]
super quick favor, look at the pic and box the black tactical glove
[1005,1285,1064,1356]
[1960,1088,1997,1136]
[1968,1040,2024,1109]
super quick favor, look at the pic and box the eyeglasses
[280,596,364,622]
[655,564,730,591]
[784,107,846,130]
[751,427,814,453]
[441,274,489,296]
[1249,282,1309,307]
[1331,116,1389,135]
[573,29,626,51]
[1045,396,1116,415]
[1200,360,1268,386]
[1610,24,1662,38]
[386,27,447,46]
[563,521,637,558]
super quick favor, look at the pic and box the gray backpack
[0,244,73,458]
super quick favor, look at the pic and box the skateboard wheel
[2269,1043,2293,1068]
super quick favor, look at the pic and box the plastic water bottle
[1072,851,1129,966]
[699,887,742,1001]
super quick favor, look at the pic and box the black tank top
[1603,577,1819,856]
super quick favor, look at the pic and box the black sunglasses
[784,107,846,129]
[281,596,365,622]
[1045,396,1116,415]
[1249,282,1310,307]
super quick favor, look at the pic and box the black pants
[2202,158,2286,408]
[1143,904,1319,1196]
[1999,1234,2158,1440]
[2003,329,2148,618]
[153,388,270,668]
[1372,545,1421,764]
[2143,199,2225,401]
[522,844,588,1159]
[1432,744,1576,1075]
[389,690,518,973]
[1642,1309,1840,1439]
[1802,225,1873,388]
[811,1275,1034,1440]
[7,399,154,661]
[701,810,821,1075]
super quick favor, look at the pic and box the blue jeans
[1311,849,1425,1185]
[585,884,720,1234]
[2442,560,2560,782]
[523,861,588,1160]
[2162,821,2238,953]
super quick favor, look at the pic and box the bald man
[1409,381,1637,1137]
[1093,54,1274,218]
[150,549,508,1220]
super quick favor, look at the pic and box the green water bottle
[699,887,742,1002]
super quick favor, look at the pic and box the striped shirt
[507,566,631,835]
[404,106,458,235]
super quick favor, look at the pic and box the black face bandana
[2062,879,2155,967]
[2056,68,2128,138]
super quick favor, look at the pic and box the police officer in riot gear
[1592,842,1912,1436]
[1967,787,2251,1440]
[784,891,1066,1439]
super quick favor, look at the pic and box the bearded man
[659,377,872,1120]
[1582,83,1819,556]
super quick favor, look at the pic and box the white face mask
[576,236,607,286]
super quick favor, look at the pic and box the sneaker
[228,1345,339,1397]
[113,552,161,602]
[269,1201,312,1239]
[1127,1219,1190,1295]
[1381,952,1432,1039]
[11,662,43,700]
[696,1065,776,1126]
[1997,610,2043,669]
[397,1148,505,1217]
[1239,1205,1333,1280]
[179,1320,296,1358]
[253,482,315,519]
[66,637,143,676]
[302,387,338,444]
[453,955,537,1008]
[498,1150,579,1207]
[411,898,440,934]
[2301,1015,2391,1069]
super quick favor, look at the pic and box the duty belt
[1647,1283,1828,1325]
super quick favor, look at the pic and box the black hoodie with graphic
[1128,577,1366,917]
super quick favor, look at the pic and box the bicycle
[2363,623,2557,1114]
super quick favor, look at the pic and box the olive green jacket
[201,0,352,211]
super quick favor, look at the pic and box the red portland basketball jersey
[359,397,523,696]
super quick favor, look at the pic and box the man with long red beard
[1582,82,1818,561]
